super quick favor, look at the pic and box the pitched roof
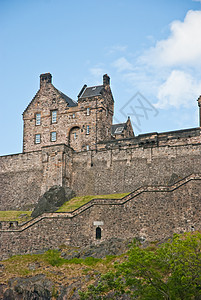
[111,123,127,135]
[79,85,104,98]
[23,86,77,114]
[57,90,77,107]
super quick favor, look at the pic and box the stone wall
[1,131,201,210]
[0,174,200,260]
[0,151,42,210]
[0,144,74,210]
[71,139,201,196]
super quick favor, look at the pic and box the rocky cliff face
[0,238,131,300]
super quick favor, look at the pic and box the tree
[79,232,201,299]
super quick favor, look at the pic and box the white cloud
[90,67,105,77]
[107,45,128,55]
[112,57,133,72]
[156,70,201,108]
[124,10,201,109]
[140,10,201,67]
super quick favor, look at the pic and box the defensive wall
[0,127,201,210]
[0,174,200,260]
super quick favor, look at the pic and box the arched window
[96,227,101,239]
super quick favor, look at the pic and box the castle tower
[22,73,132,153]
[197,95,201,127]
[77,74,114,149]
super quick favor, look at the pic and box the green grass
[57,192,129,212]
[0,211,32,223]
[0,248,122,287]
[0,193,130,222]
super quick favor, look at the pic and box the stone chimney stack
[103,74,110,86]
[40,73,52,88]
[197,95,201,127]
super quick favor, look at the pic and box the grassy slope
[0,211,32,223]
[57,192,129,212]
[0,192,129,222]
[0,248,124,292]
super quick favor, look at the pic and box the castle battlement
[0,73,201,260]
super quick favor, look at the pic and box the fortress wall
[71,143,201,196]
[0,178,200,260]
[1,140,201,211]
[0,151,42,210]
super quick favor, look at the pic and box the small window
[86,125,90,135]
[74,132,77,139]
[96,227,101,239]
[9,222,14,228]
[36,113,41,125]
[72,113,75,119]
[35,134,41,144]
[86,145,89,151]
[106,108,108,116]
[51,110,57,123]
[51,132,57,142]
[87,108,90,116]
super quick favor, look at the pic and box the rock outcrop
[31,186,75,218]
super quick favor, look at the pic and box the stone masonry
[0,174,200,260]
[0,72,201,259]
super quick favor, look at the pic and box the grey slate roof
[58,90,77,107]
[111,123,127,135]
[79,85,104,98]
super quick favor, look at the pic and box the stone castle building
[23,73,133,153]
[0,73,201,260]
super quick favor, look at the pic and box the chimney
[103,74,110,86]
[197,95,201,127]
[40,73,52,87]
[78,84,87,98]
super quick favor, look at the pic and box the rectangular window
[51,110,57,123]
[72,113,75,119]
[86,145,89,151]
[86,108,90,116]
[74,132,77,139]
[86,125,90,135]
[35,134,41,144]
[51,132,57,142]
[36,113,41,125]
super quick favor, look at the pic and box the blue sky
[1,0,201,155]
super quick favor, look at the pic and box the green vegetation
[44,249,104,267]
[0,247,118,288]
[0,193,129,222]
[2,232,200,299]
[57,192,129,212]
[80,232,201,300]
[0,211,32,223]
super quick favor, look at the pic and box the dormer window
[36,113,41,125]
[51,110,57,123]
[86,108,90,116]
